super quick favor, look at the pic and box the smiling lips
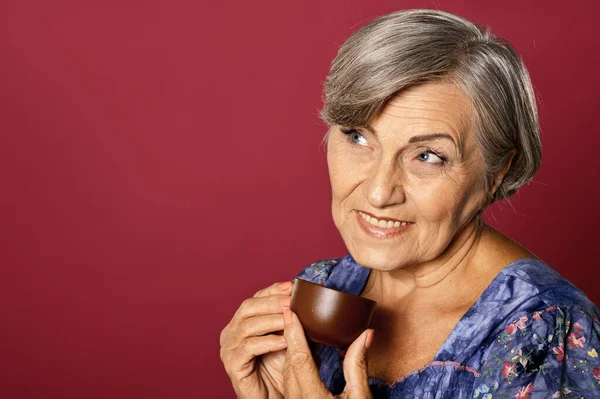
[356,210,411,238]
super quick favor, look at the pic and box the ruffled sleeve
[473,305,600,398]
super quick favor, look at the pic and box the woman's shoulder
[453,259,600,397]
[438,257,600,365]
[479,226,595,309]
[499,257,598,314]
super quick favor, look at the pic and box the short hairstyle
[320,9,541,202]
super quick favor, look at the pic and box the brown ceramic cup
[290,278,377,349]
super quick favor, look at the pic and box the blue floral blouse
[295,255,600,399]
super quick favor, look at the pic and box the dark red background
[1,0,598,397]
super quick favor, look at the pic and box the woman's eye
[417,151,443,163]
[350,132,367,145]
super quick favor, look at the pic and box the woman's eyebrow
[408,133,456,145]
[360,126,456,146]
[409,133,463,159]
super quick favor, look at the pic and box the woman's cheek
[328,156,347,197]
[404,175,458,220]
[329,151,364,196]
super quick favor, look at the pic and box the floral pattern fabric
[294,255,600,398]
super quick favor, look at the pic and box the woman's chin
[349,248,409,272]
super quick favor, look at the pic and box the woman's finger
[234,294,291,321]
[253,280,294,298]
[237,313,285,340]
[224,334,288,375]
[221,295,289,349]
[341,329,374,399]
[283,344,302,398]
[283,309,330,398]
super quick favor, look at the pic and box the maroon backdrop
[1,0,599,397]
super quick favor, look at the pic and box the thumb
[341,329,374,398]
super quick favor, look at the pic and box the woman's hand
[220,281,294,399]
[283,308,374,399]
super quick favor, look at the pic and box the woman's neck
[362,219,486,309]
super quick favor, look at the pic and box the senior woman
[220,9,600,398]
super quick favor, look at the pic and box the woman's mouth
[356,210,412,238]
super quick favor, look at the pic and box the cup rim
[293,278,377,306]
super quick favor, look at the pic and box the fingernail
[281,296,291,308]
[278,281,292,290]
[364,329,374,349]
[284,308,292,325]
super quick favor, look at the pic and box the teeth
[359,211,408,229]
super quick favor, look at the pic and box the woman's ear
[490,149,517,198]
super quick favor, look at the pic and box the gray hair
[320,9,541,202]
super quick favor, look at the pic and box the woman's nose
[365,159,405,208]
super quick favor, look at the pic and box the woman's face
[327,81,488,271]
